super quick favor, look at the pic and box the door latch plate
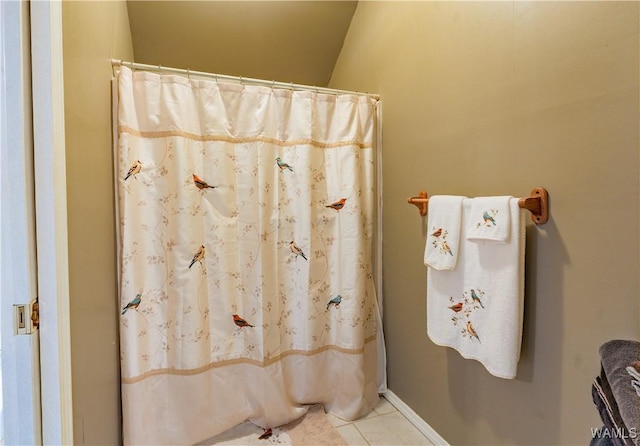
[13,298,38,335]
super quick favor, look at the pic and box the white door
[0,1,43,444]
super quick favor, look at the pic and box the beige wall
[331,2,639,445]
[59,1,639,444]
[62,1,133,444]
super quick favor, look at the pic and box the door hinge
[14,298,39,335]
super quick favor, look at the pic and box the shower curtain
[115,66,383,445]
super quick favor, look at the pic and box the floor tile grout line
[335,422,370,446]
[351,407,434,446]
[352,422,371,446]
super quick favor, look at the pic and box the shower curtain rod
[111,59,380,101]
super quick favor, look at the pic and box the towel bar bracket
[518,187,548,224]
[406,187,549,224]
[407,191,428,216]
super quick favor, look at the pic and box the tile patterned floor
[328,396,435,446]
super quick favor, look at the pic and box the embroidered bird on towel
[470,289,485,308]
[192,174,216,190]
[290,241,308,260]
[482,211,496,226]
[466,321,481,342]
[431,228,443,237]
[276,157,293,172]
[326,295,342,309]
[122,293,141,314]
[233,314,254,328]
[326,198,347,211]
[448,302,463,313]
[442,240,453,256]
[189,245,205,268]
[124,160,141,181]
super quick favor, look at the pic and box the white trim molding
[30,1,74,444]
[383,390,450,446]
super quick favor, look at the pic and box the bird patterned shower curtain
[114,66,382,445]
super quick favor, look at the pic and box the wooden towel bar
[407,187,549,224]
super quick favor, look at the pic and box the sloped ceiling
[126,1,358,87]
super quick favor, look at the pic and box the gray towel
[599,340,640,445]
[593,374,632,446]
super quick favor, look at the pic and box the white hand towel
[424,196,465,271]
[466,196,512,243]
[427,198,525,379]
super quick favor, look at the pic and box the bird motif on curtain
[325,198,346,211]
[122,293,142,315]
[233,314,254,328]
[193,174,216,190]
[326,295,342,310]
[289,241,308,260]
[258,428,273,440]
[275,157,293,172]
[124,160,141,181]
[188,245,205,269]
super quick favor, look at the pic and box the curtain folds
[115,67,383,445]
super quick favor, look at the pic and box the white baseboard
[382,390,450,446]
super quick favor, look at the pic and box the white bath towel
[423,196,465,271]
[466,196,512,243]
[426,198,526,379]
